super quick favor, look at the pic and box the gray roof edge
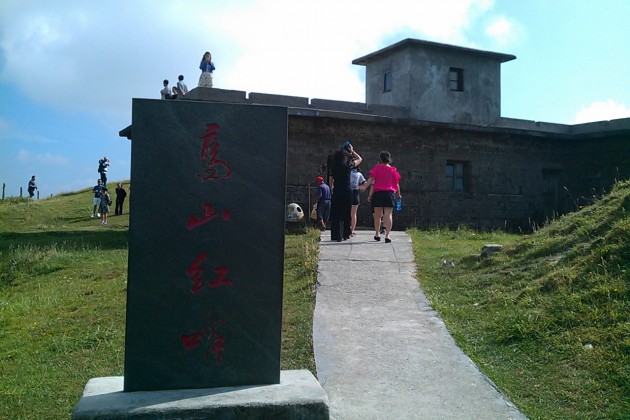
[352,38,516,65]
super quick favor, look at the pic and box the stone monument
[73,97,329,418]
[124,99,287,391]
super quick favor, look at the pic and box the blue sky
[1,0,629,198]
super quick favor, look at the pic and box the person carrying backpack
[98,156,110,186]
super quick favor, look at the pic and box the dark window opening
[449,67,464,92]
[446,161,468,192]
[383,71,392,92]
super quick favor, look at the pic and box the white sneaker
[97,213,101,217]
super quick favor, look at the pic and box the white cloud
[0,0,495,114]
[197,0,497,101]
[572,100,630,124]
[485,16,511,44]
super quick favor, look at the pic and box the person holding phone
[198,51,216,88]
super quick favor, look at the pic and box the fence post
[2,183,5,199]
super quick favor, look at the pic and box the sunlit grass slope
[0,183,319,419]
[409,179,630,419]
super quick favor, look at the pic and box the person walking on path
[349,166,366,236]
[330,141,362,242]
[363,151,400,243]
[115,182,127,215]
[91,179,103,218]
[198,52,215,87]
[312,176,332,231]
[27,175,37,198]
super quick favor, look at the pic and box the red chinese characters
[186,253,233,293]
[180,313,227,365]
[179,122,235,366]
[187,203,231,230]
[197,123,232,181]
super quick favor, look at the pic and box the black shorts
[371,190,395,208]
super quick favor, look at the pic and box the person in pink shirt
[362,151,401,243]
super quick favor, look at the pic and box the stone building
[121,38,630,231]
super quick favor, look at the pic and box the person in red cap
[313,176,331,230]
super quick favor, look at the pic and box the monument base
[72,370,329,419]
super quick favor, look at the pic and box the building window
[383,71,392,92]
[449,67,464,92]
[446,161,468,192]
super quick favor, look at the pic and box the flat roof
[352,38,516,65]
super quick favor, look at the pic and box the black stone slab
[124,99,287,391]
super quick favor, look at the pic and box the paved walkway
[313,230,526,420]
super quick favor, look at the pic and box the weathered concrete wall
[363,45,503,125]
[564,134,630,204]
[158,87,630,231]
[286,117,629,231]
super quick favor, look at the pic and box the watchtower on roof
[353,38,516,125]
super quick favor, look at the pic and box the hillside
[410,179,630,418]
[0,184,131,418]
[1,180,628,418]
[0,183,319,419]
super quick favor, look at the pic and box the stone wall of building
[160,87,630,231]
[564,134,630,205]
[286,116,628,231]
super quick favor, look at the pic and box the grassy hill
[409,179,630,419]
[1,180,628,418]
[0,183,319,419]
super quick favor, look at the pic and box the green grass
[2,179,629,419]
[408,179,630,419]
[0,183,320,419]
[281,228,320,373]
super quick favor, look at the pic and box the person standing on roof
[160,79,173,99]
[198,51,216,88]
[176,75,188,96]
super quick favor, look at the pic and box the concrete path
[313,230,526,420]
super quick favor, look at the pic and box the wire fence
[1,183,41,200]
